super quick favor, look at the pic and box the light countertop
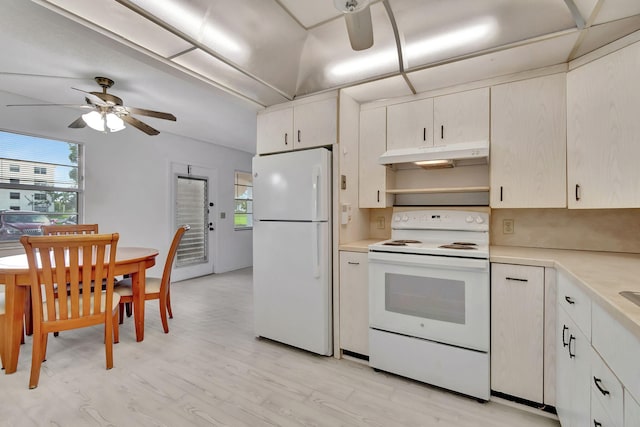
[339,239,384,253]
[491,245,640,341]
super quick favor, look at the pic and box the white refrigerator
[252,147,332,356]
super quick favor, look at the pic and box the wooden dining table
[0,246,158,374]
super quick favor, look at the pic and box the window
[234,171,253,230]
[0,131,81,242]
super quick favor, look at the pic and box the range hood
[379,140,489,168]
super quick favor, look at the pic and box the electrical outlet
[503,219,514,234]
[376,216,385,229]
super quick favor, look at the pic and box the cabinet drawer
[592,388,619,427]
[557,270,591,338]
[592,303,640,402]
[592,348,624,427]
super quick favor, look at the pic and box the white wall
[0,90,253,276]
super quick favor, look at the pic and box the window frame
[234,170,253,231]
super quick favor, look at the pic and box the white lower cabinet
[556,306,591,427]
[339,251,369,356]
[625,390,640,427]
[491,263,544,403]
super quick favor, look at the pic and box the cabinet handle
[575,184,581,201]
[440,125,444,140]
[347,261,360,265]
[562,325,569,347]
[423,127,426,141]
[593,421,602,427]
[593,377,610,396]
[377,190,380,203]
[298,129,301,143]
[285,133,288,145]
[505,277,527,282]
[568,335,576,358]
[565,296,575,305]
[500,186,503,202]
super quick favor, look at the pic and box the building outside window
[0,131,82,242]
[234,171,253,230]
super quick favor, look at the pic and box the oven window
[385,273,465,324]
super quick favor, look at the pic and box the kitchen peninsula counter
[339,239,383,253]
[491,245,640,340]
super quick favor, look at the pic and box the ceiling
[1,0,640,154]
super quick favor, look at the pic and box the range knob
[475,216,484,224]
[394,214,401,222]
[402,215,409,222]
[465,216,474,223]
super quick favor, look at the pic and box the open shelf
[386,186,490,194]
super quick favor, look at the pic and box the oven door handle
[368,251,489,271]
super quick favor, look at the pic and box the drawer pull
[506,277,528,282]
[568,335,576,358]
[593,377,610,396]
[562,325,569,347]
[565,296,576,305]
[347,261,360,265]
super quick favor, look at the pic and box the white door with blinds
[170,162,217,281]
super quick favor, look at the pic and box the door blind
[175,175,208,267]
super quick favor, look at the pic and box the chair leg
[29,332,46,389]
[118,303,124,325]
[166,291,173,319]
[112,311,119,344]
[125,302,132,318]
[159,297,169,334]
[105,313,114,370]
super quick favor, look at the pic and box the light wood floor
[0,268,560,426]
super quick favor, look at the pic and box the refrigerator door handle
[312,223,321,278]
[312,165,321,221]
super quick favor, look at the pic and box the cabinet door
[257,107,293,154]
[433,87,489,146]
[339,251,369,356]
[386,98,434,150]
[490,74,567,208]
[359,108,393,208]
[294,97,337,150]
[625,390,640,427]
[567,41,640,208]
[490,263,544,402]
[556,307,591,427]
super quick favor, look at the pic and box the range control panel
[391,209,489,231]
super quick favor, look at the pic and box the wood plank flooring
[0,268,560,426]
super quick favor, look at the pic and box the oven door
[369,250,489,352]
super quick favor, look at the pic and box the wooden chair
[20,233,120,389]
[0,287,5,370]
[115,225,189,333]
[41,224,99,235]
[40,224,100,337]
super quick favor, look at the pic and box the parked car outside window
[0,210,51,241]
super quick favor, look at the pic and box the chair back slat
[41,224,99,236]
[21,233,119,324]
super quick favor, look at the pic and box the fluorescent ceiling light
[405,18,497,61]
[329,49,396,77]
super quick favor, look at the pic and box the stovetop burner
[439,244,478,250]
[383,239,422,246]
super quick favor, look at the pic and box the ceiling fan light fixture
[106,113,125,132]
[82,110,105,132]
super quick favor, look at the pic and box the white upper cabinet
[294,97,337,150]
[386,98,434,150]
[359,107,394,208]
[257,94,337,155]
[257,107,293,154]
[490,74,567,208]
[434,87,489,146]
[567,41,640,208]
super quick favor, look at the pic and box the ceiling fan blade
[345,5,374,51]
[126,107,176,121]
[72,87,106,105]
[122,114,160,135]
[68,116,87,128]
[6,103,94,109]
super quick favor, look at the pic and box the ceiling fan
[334,0,374,51]
[7,76,176,135]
